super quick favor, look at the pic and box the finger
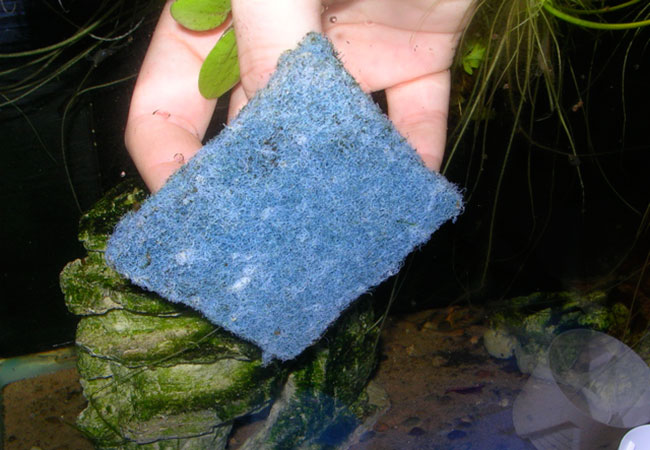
[323,0,473,34]
[232,0,323,98]
[385,71,451,171]
[129,1,225,138]
[324,24,454,93]
[126,0,226,191]
[227,83,248,122]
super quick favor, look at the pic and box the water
[0,3,648,448]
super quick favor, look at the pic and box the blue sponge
[106,33,462,363]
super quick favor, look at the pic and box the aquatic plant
[170,0,237,98]
[445,0,649,300]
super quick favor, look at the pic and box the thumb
[232,0,323,99]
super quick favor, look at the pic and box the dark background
[1,0,648,357]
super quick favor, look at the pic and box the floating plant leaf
[199,28,239,99]
[170,0,231,31]
[462,42,486,75]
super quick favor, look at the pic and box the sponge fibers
[105,33,462,363]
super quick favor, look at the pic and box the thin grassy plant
[442,0,649,299]
[0,0,161,211]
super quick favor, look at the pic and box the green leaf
[462,42,486,75]
[198,28,239,99]
[170,0,231,31]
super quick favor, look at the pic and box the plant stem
[0,3,120,58]
[561,0,642,15]
[541,0,650,30]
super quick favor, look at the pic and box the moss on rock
[77,179,148,253]
[76,307,261,366]
[76,353,279,440]
[61,253,179,316]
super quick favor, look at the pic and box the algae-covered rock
[75,299,260,366]
[77,179,148,252]
[66,254,281,448]
[483,327,517,359]
[483,291,629,373]
[76,350,278,446]
[61,180,381,449]
[240,298,380,449]
[61,253,180,316]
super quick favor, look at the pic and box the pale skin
[125,0,475,192]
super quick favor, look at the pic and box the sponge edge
[106,32,463,363]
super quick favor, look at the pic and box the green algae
[61,253,179,316]
[75,341,281,445]
[76,308,261,366]
[77,179,148,253]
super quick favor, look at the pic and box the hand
[125,0,474,192]
[231,0,473,171]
